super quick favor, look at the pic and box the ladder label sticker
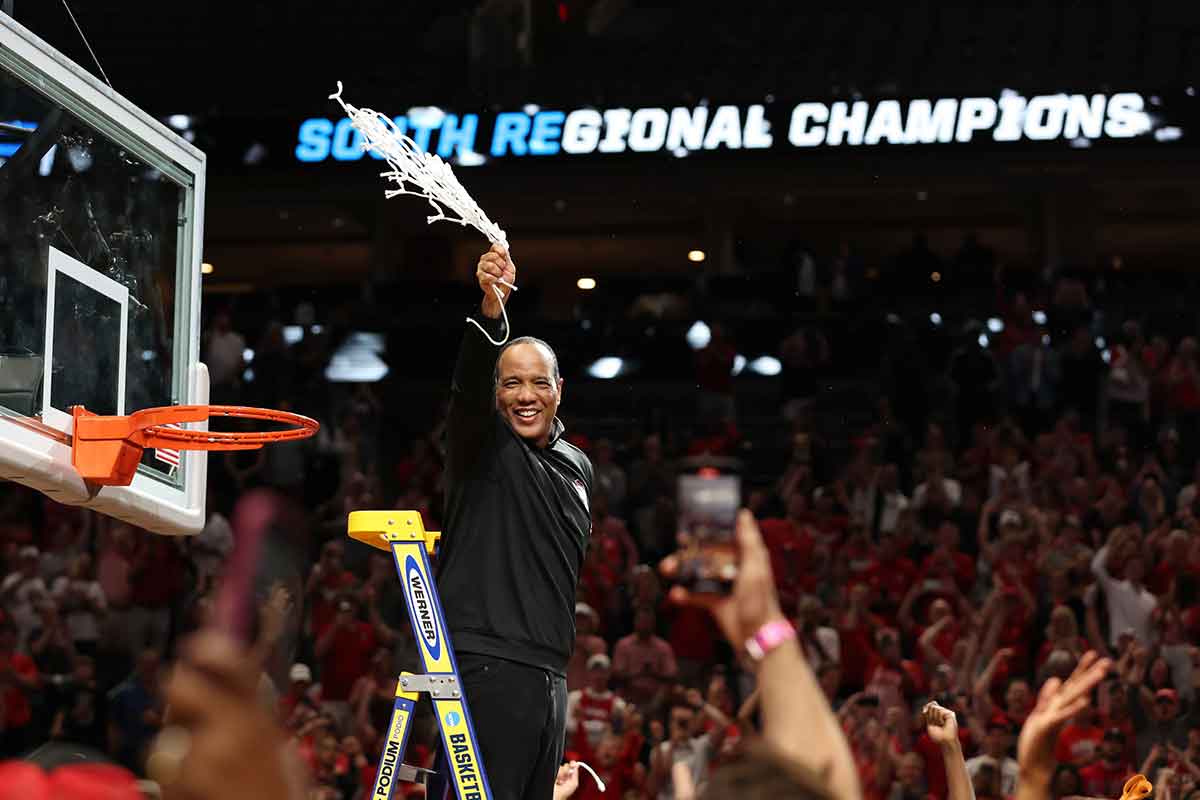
[438,700,485,800]
[404,554,442,662]
[373,704,411,799]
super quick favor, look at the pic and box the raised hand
[1017,651,1111,788]
[476,245,516,319]
[923,701,960,747]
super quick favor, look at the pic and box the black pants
[430,652,567,800]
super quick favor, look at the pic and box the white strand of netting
[329,82,514,345]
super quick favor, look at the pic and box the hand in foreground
[923,701,960,749]
[553,761,580,800]
[156,631,307,800]
[1017,650,1111,785]
[710,510,787,646]
[476,244,516,318]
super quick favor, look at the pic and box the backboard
[0,12,208,535]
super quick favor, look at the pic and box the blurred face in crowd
[877,631,901,664]
[634,608,655,639]
[928,599,952,625]
[496,342,563,449]
[1048,606,1077,641]
[898,753,924,787]
[1006,680,1032,716]
[597,735,621,767]
[1155,693,1180,722]
[1149,657,1171,689]
[1125,556,1146,585]
[984,724,1010,757]
[1100,733,1124,763]
[575,609,597,636]
[587,663,611,693]
[1053,767,1081,799]
[669,706,695,744]
[321,541,343,572]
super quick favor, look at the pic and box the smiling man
[432,244,593,800]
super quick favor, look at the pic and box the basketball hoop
[71,404,319,487]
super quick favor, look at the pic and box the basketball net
[330,82,513,345]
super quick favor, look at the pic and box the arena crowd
[1,251,1200,800]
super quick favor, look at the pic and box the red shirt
[1055,723,1103,765]
[863,557,918,616]
[1080,761,1133,798]
[309,569,358,636]
[920,551,976,593]
[318,621,378,701]
[838,611,885,689]
[0,651,37,727]
[663,601,718,663]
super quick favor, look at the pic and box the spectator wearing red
[0,620,38,757]
[612,607,677,708]
[306,540,357,639]
[280,662,320,722]
[566,653,627,752]
[864,627,923,710]
[922,522,976,593]
[1037,605,1089,669]
[838,583,885,689]
[314,596,379,711]
[862,532,918,622]
[566,603,607,692]
[1055,705,1105,766]
[127,536,184,653]
[1079,728,1134,798]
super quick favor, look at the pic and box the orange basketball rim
[71,405,319,487]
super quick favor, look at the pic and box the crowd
[3,261,1200,800]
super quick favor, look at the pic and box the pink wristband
[745,619,797,661]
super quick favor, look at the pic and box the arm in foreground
[712,510,862,800]
[1016,651,1112,800]
[924,701,975,800]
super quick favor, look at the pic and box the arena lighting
[931,271,942,283]
[200,262,214,275]
[686,321,712,350]
[688,250,707,263]
[587,357,624,379]
[1095,337,1107,349]
[929,312,943,326]
[325,332,389,383]
[731,355,746,376]
[749,356,783,376]
[1102,350,1113,364]
[282,325,305,346]
[978,333,989,348]
[242,348,255,364]
[987,317,1004,334]
[166,114,192,131]
[576,277,596,290]
[1032,310,1048,325]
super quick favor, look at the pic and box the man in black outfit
[430,244,593,800]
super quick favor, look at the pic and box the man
[648,690,731,800]
[613,607,678,707]
[433,245,593,800]
[1079,728,1134,798]
[1091,530,1157,647]
[107,648,162,771]
[565,654,628,751]
[965,719,1019,797]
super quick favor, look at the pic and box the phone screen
[672,469,741,595]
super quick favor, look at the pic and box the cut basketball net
[71,405,319,487]
[329,82,516,345]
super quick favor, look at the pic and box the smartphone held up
[660,457,742,602]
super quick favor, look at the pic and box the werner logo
[448,732,484,800]
[404,556,441,661]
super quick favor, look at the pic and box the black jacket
[437,316,593,675]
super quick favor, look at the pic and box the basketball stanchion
[348,510,493,800]
[69,404,319,487]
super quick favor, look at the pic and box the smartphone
[671,465,741,596]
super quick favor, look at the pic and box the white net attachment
[329,82,515,345]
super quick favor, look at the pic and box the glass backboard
[0,12,207,535]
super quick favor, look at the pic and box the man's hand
[477,245,516,319]
[923,702,960,749]
[553,762,580,800]
[1017,651,1111,788]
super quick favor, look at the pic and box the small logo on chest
[572,478,590,513]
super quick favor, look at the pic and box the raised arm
[925,702,975,800]
[445,246,516,478]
